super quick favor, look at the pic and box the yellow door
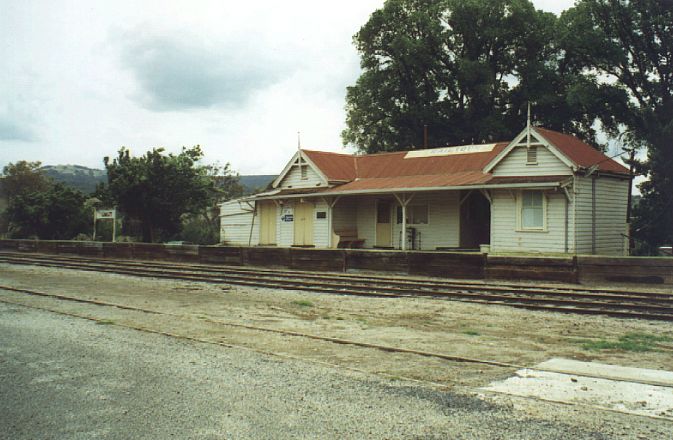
[258,201,277,245]
[293,202,314,246]
[376,201,392,247]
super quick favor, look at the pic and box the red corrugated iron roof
[534,127,629,174]
[322,172,493,193]
[302,150,356,181]
[298,127,628,193]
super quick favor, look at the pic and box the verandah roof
[246,175,570,201]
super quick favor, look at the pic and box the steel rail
[3,255,673,312]
[2,253,673,321]
[2,250,669,298]
[2,284,673,392]
[2,252,672,302]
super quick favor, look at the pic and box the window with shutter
[526,146,538,165]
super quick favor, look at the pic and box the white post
[112,210,117,242]
[92,210,96,241]
[394,193,410,251]
[401,198,407,251]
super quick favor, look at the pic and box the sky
[1,0,576,175]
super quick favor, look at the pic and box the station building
[220,126,631,255]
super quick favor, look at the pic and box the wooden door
[293,202,314,246]
[258,201,277,245]
[375,201,392,247]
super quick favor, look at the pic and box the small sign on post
[93,208,117,242]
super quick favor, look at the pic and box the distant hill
[41,164,275,196]
[239,175,276,194]
[41,165,107,194]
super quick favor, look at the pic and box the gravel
[0,302,616,439]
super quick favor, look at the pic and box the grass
[291,300,314,308]
[463,330,481,336]
[578,332,673,352]
[95,319,115,325]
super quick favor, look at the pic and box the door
[459,192,490,249]
[293,202,314,246]
[258,201,277,245]
[375,201,392,247]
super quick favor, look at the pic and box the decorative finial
[297,131,301,150]
[526,102,532,148]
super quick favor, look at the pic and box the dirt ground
[2,263,672,386]
[3,263,673,436]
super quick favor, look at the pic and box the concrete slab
[482,362,673,420]
[537,358,673,388]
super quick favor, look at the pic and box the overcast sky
[1,0,575,174]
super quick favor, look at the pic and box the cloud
[118,31,291,111]
[0,97,38,142]
[0,117,34,141]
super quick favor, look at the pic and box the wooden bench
[332,229,365,249]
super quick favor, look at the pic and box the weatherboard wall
[491,145,572,177]
[220,200,258,246]
[490,190,569,254]
[278,163,324,189]
[573,175,629,256]
[390,191,460,250]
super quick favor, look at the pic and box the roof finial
[297,131,301,150]
[526,101,532,149]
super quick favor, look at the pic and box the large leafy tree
[1,161,51,199]
[2,161,89,239]
[561,0,673,250]
[5,182,89,240]
[343,0,618,153]
[180,162,244,245]
[101,146,220,243]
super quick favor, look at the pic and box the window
[300,165,308,180]
[520,191,545,230]
[396,205,428,224]
[526,146,538,165]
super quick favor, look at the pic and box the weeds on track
[577,332,673,352]
[291,300,314,308]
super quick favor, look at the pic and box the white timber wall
[313,199,329,248]
[391,192,460,250]
[277,201,294,247]
[332,198,358,233]
[492,146,572,176]
[278,166,323,189]
[574,176,629,255]
[490,190,569,253]
[356,197,377,248]
[220,200,258,246]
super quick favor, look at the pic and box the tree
[561,0,673,250]
[1,161,51,199]
[179,162,244,245]
[6,182,89,239]
[343,0,617,153]
[101,146,219,243]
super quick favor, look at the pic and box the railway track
[1,251,673,321]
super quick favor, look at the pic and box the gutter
[247,181,564,200]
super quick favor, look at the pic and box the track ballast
[1,251,672,321]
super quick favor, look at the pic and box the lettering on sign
[404,144,496,159]
[95,209,116,220]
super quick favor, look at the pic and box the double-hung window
[520,191,545,230]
